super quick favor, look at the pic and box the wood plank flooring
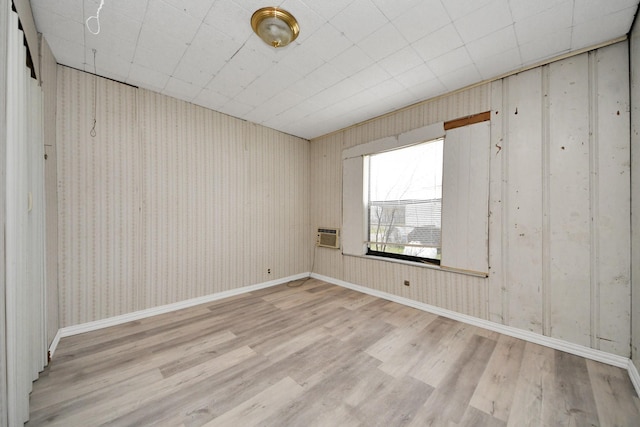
[26,279,640,426]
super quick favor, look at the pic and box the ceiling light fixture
[251,7,299,48]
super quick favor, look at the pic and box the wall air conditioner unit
[316,227,340,249]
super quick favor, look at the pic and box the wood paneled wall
[630,22,640,372]
[56,66,310,327]
[0,0,8,423]
[311,42,631,357]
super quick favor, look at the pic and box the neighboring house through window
[367,139,444,264]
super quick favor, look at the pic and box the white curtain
[5,9,46,425]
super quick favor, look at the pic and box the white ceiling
[31,0,639,140]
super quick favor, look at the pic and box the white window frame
[342,122,445,257]
[342,119,491,276]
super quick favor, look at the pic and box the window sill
[343,253,489,278]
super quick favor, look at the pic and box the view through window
[367,138,444,263]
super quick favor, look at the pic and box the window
[341,118,490,276]
[366,139,443,264]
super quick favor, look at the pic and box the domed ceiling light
[251,7,299,48]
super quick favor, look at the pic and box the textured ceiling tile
[161,0,215,20]
[351,64,393,90]
[377,46,425,76]
[454,0,513,43]
[508,0,572,21]
[474,47,523,80]
[89,7,144,43]
[287,77,325,99]
[135,25,189,66]
[513,1,573,45]
[571,7,637,49]
[395,63,437,88]
[192,87,230,112]
[359,22,409,62]
[466,26,519,62]
[233,83,277,108]
[102,0,149,23]
[331,45,375,76]
[573,0,639,25]
[330,0,389,43]
[163,77,204,101]
[31,0,84,24]
[437,63,482,91]
[412,24,464,62]
[308,79,365,109]
[391,0,451,43]
[301,25,354,62]
[127,63,170,92]
[306,63,347,89]
[187,23,243,64]
[371,0,426,20]
[276,48,326,78]
[227,43,275,77]
[92,53,132,83]
[42,33,86,70]
[208,64,257,98]
[519,28,572,64]
[33,0,640,140]
[257,64,304,92]
[220,98,255,118]
[408,78,448,100]
[32,7,84,45]
[204,0,254,43]
[378,86,423,111]
[300,0,352,21]
[143,0,201,44]
[367,78,407,99]
[442,0,495,21]
[84,30,137,64]
[278,0,326,43]
[427,46,474,75]
[171,57,217,88]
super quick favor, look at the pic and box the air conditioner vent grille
[316,227,340,249]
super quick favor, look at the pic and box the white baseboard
[311,273,631,371]
[311,273,640,397]
[48,271,640,399]
[629,360,640,397]
[48,273,309,358]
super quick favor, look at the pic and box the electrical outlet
[404,280,410,286]
[268,268,271,274]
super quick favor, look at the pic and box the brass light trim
[251,7,299,48]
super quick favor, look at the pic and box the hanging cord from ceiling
[90,48,97,138]
[86,0,105,35]
[287,244,317,288]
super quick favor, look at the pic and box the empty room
[3,0,640,425]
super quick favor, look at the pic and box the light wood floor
[27,279,640,426]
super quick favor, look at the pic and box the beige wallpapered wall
[56,66,311,327]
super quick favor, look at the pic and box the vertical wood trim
[500,78,510,326]
[630,24,640,367]
[592,41,631,356]
[588,50,600,350]
[541,65,551,337]
[488,81,504,324]
[0,0,8,423]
